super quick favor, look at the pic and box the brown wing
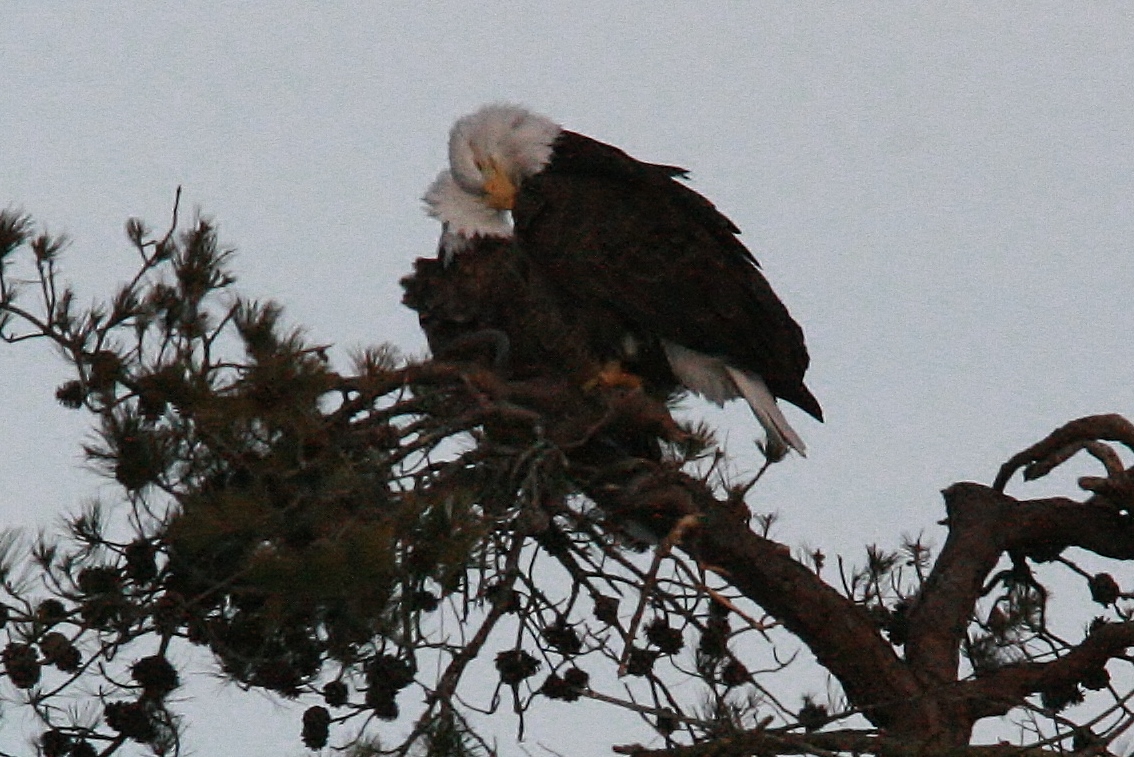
[513,131,822,420]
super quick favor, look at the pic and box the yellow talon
[585,362,643,392]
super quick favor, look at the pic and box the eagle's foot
[585,362,643,393]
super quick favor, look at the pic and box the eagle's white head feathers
[422,171,512,260]
[448,104,560,197]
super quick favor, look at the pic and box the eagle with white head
[424,104,822,459]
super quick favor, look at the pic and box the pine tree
[2,203,1133,756]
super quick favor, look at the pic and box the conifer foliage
[2,202,1134,756]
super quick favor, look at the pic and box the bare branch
[994,415,1134,492]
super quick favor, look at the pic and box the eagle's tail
[724,366,807,459]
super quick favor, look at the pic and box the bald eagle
[433,104,822,458]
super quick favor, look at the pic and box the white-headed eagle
[422,104,822,458]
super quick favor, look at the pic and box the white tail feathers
[724,366,807,458]
[662,340,807,458]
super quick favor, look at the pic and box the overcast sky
[3,4,1133,755]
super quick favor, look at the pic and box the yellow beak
[482,160,517,210]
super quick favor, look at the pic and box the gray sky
[3,4,1133,755]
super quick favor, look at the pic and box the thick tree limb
[905,484,1019,686]
[689,503,927,732]
[582,464,930,734]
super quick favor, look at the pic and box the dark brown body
[513,131,822,420]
